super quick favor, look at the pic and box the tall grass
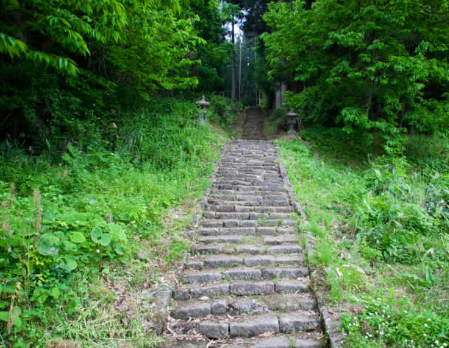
[279,130,449,347]
[0,97,230,347]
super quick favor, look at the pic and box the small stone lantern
[286,108,299,134]
[196,95,210,124]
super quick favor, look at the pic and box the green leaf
[51,287,61,299]
[0,308,22,327]
[108,223,127,241]
[37,234,60,256]
[64,256,77,271]
[90,227,112,246]
[112,242,125,255]
[69,232,86,244]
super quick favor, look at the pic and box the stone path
[241,107,266,140]
[160,138,326,348]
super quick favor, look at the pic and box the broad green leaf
[90,227,112,246]
[64,256,77,271]
[0,308,22,327]
[108,224,127,241]
[69,232,86,244]
[37,234,60,256]
[112,242,125,255]
[51,287,61,299]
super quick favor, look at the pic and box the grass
[0,97,234,347]
[277,128,449,348]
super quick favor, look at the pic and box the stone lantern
[286,108,299,134]
[196,95,210,124]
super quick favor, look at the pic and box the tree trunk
[231,19,236,101]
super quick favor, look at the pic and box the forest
[0,0,448,347]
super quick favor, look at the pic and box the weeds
[0,97,231,347]
[278,129,449,347]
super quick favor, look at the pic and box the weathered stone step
[251,336,325,348]
[213,184,287,192]
[191,242,303,256]
[213,176,282,183]
[210,190,286,197]
[203,211,297,227]
[197,312,320,339]
[196,227,296,236]
[196,235,242,244]
[208,195,289,202]
[192,249,303,269]
[244,254,304,267]
[206,199,290,207]
[173,290,316,313]
[186,254,305,269]
[197,227,257,236]
[264,235,298,244]
[229,314,279,338]
[184,259,309,277]
[179,274,310,292]
[201,219,259,228]
[205,205,293,213]
[157,336,325,348]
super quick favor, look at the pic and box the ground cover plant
[278,128,449,347]
[0,97,237,347]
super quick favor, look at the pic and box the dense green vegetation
[2,0,448,346]
[263,0,449,152]
[279,129,448,348]
[0,98,239,347]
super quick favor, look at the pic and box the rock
[230,281,274,296]
[190,283,230,298]
[230,314,279,338]
[279,313,320,333]
[171,301,211,320]
[211,299,227,316]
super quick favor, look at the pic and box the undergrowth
[0,97,234,347]
[279,128,449,348]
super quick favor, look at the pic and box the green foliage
[263,0,449,144]
[279,128,449,347]
[0,0,231,146]
[0,98,228,346]
[342,294,449,347]
[208,95,242,128]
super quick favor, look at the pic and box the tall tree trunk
[231,19,236,101]
[238,37,242,103]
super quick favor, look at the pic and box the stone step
[204,205,293,213]
[252,335,325,348]
[196,235,242,244]
[229,314,279,338]
[244,254,304,267]
[157,334,325,348]
[196,227,296,236]
[191,241,302,256]
[264,235,298,245]
[180,273,310,292]
[197,312,320,339]
[201,219,259,228]
[206,199,290,207]
[212,185,287,192]
[194,250,303,270]
[204,212,297,224]
[184,260,309,278]
[197,227,257,236]
[210,190,286,197]
[279,312,321,333]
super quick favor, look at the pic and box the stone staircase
[161,140,326,348]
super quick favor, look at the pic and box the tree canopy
[263,0,449,148]
[0,0,235,147]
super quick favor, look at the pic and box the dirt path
[241,107,266,140]
[159,139,326,347]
